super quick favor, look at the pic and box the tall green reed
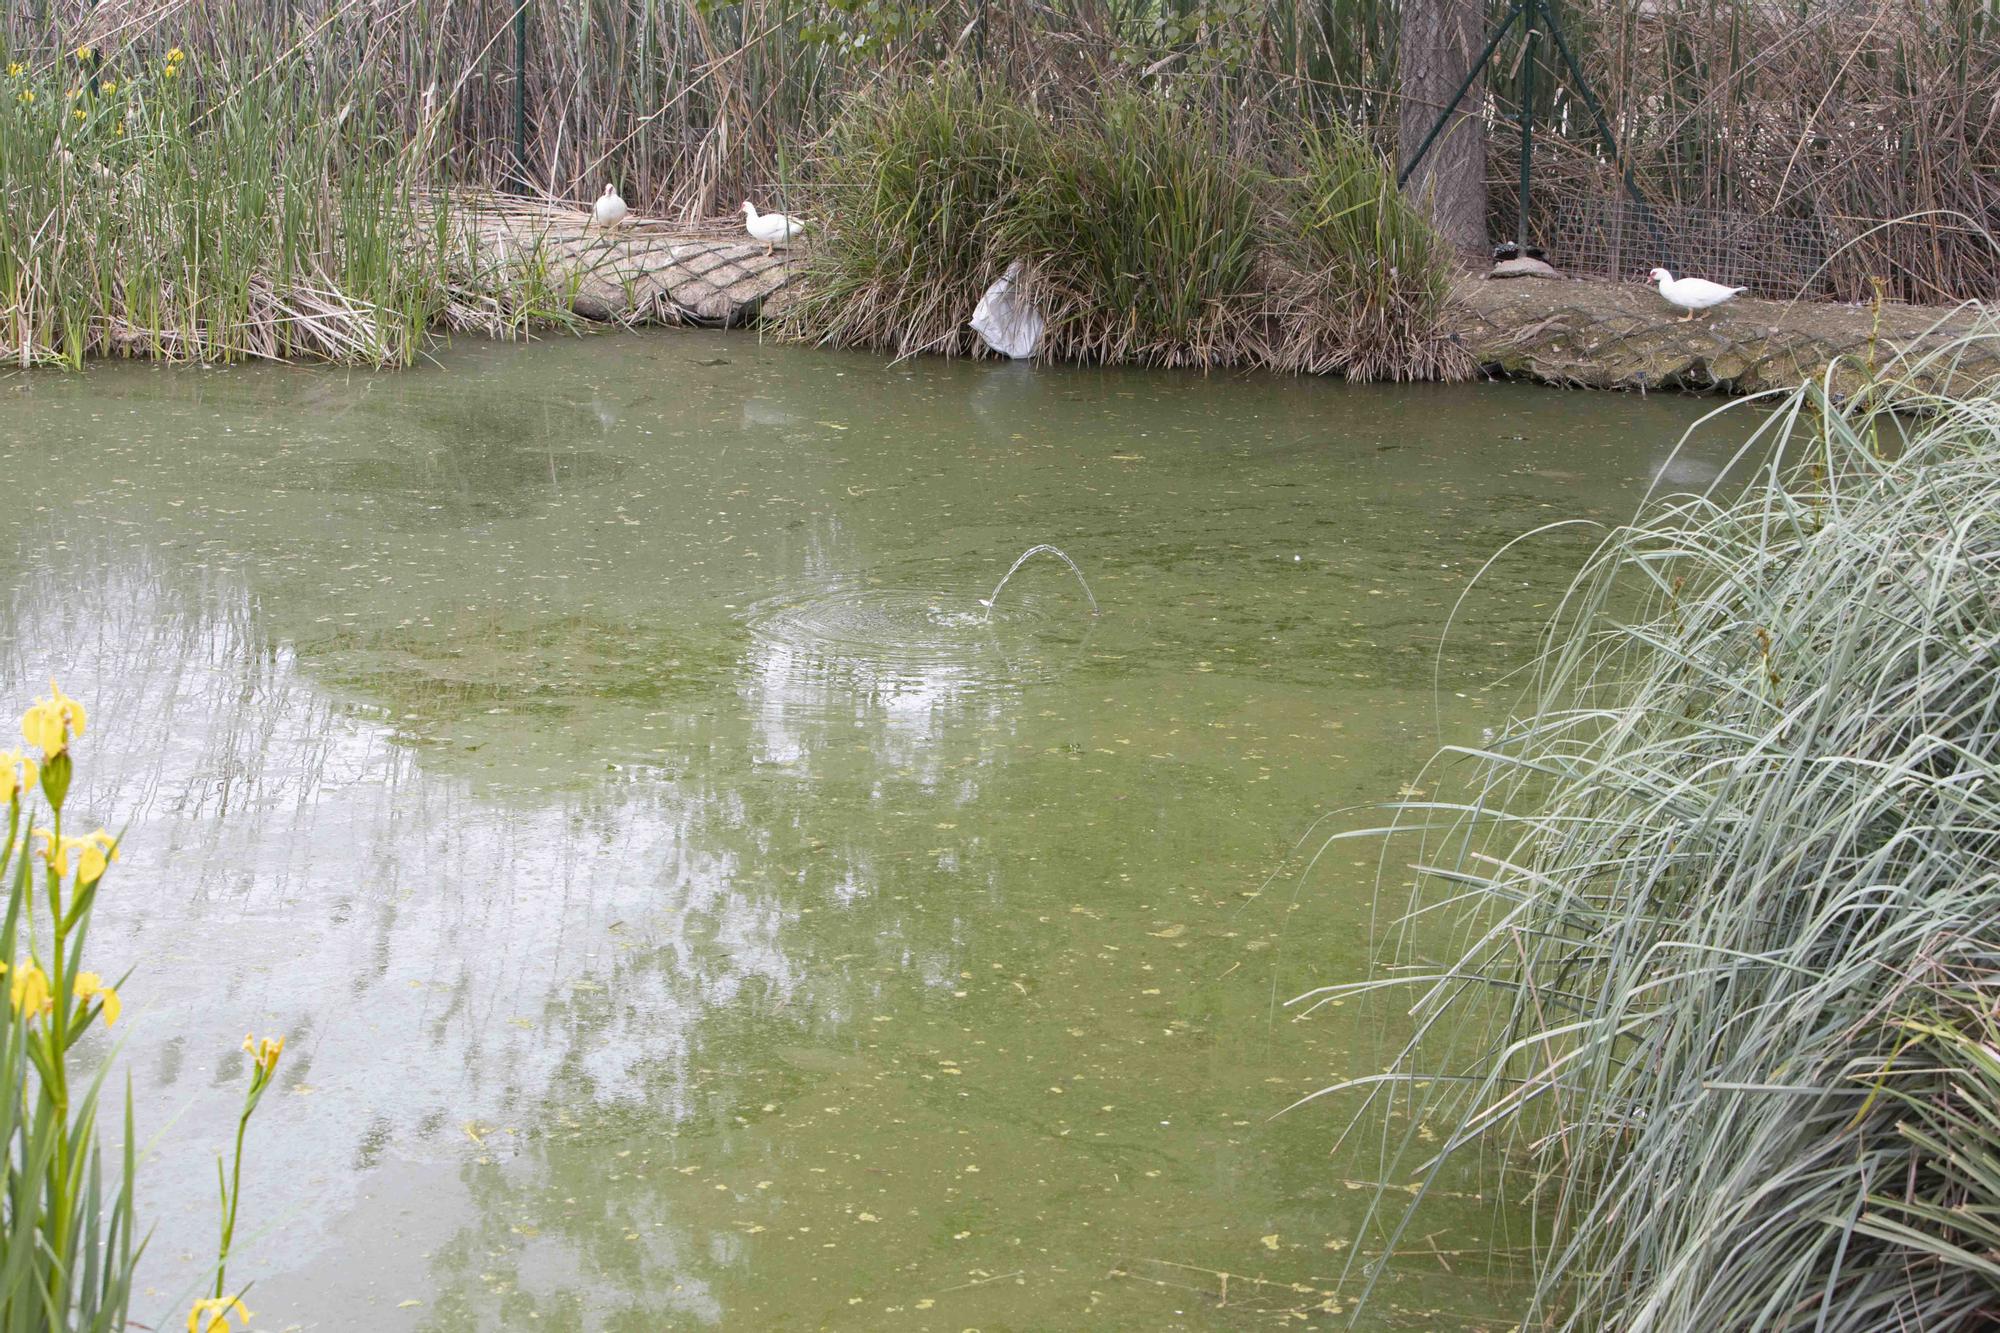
[0,43,564,368]
[8,0,1994,301]
[1848,989,2000,1321]
[1298,329,2000,1327]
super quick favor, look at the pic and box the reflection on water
[0,336,1723,1329]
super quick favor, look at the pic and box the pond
[0,335,1724,1330]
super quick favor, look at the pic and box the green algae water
[0,335,1724,1330]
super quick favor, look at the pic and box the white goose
[1649,267,1745,321]
[592,184,628,229]
[741,201,805,254]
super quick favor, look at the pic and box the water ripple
[743,582,1084,705]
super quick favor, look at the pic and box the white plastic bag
[969,261,1044,361]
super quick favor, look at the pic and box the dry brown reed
[1515,0,2000,302]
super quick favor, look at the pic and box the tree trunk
[1398,0,1489,256]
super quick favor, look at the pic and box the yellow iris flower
[73,972,122,1027]
[31,827,112,881]
[21,681,85,758]
[33,828,70,877]
[75,828,117,882]
[101,80,116,94]
[5,63,23,78]
[243,1033,284,1077]
[0,748,36,803]
[17,89,33,104]
[85,824,116,876]
[75,45,92,61]
[186,1296,250,1333]
[166,47,185,64]
[4,962,52,1023]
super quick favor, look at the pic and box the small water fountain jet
[980,545,1100,624]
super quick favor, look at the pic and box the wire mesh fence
[1545,196,1840,297]
[1540,190,2000,303]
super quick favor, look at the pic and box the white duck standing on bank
[592,184,628,229]
[741,201,805,255]
[1649,267,1745,321]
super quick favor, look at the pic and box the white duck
[741,201,805,254]
[1649,267,1745,321]
[592,184,628,229]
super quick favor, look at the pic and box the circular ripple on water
[743,584,1084,696]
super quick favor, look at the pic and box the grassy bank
[1,39,1460,377]
[1304,339,2000,1325]
[784,77,1466,380]
[0,44,568,367]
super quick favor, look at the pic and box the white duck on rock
[592,184,628,229]
[1649,267,1745,321]
[741,201,805,255]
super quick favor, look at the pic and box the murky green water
[0,336,1725,1330]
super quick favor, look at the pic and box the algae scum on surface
[0,335,1718,1330]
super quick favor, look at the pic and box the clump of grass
[0,43,565,368]
[1300,340,2000,1327]
[1848,983,2000,1322]
[783,74,1041,359]
[790,79,1463,378]
[1271,126,1470,382]
[993,93,1267,369]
